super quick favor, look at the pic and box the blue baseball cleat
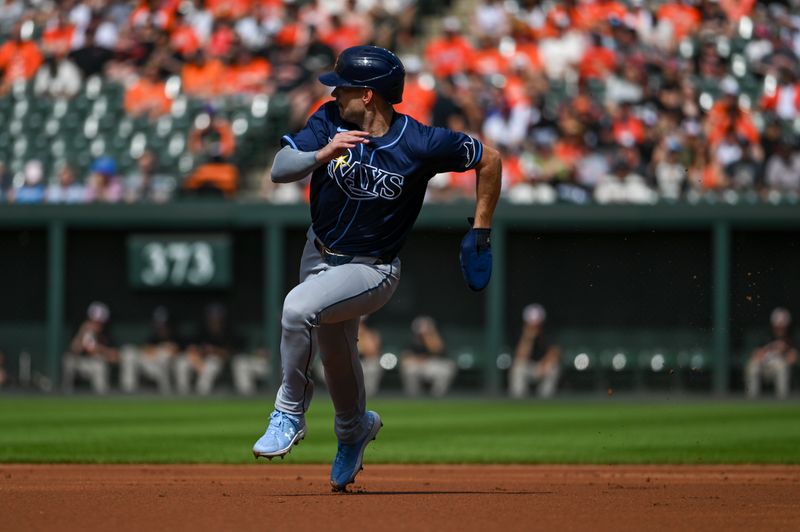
[252,410,306,460]
[330,411,383,491]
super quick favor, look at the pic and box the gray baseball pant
[274,227,400,443]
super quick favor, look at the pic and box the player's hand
[316,130,370,163]
[459,218,492,291]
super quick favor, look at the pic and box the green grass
[0,398,799,464]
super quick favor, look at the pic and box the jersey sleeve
[280,103,333,152]
[425,127,483,173]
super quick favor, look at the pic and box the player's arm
[270,131,369,183]
[471,144,502,228]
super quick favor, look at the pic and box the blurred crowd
[0,0,799,204]
[0,0,421,203]
[412,0,800,205]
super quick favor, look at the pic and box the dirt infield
[2,464,799,531]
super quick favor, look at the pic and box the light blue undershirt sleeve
[270,145,322,183]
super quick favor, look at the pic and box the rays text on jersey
[327,155,405,201]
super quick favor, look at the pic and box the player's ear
[363,88,374,105]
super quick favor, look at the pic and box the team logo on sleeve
[461,137,478,168]
[327,149,405,200]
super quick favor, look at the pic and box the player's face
[333,86,368,123]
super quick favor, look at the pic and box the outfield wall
[1,202,799,394]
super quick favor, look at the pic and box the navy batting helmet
[319,45,405,104]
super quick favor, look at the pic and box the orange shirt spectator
[42,23,75,56]
[319,21,362,55]
[396,77,436,124]
[306,96,332,120]
[719,0,755,22]
[170,23,201,57]
[579,44,616,79]
[554,138,585,168]
[448,170,478,198]
[512,41,543,72]
[182,56,225,98]
[207,23,236,58]
[468,45,508,76]
[189,114,236,159]
[578,0,629,30]
[707,102,759,146]
[656,2,701,41]
[124,70,171,118]
[424,35,473,78]
[761,84,800,119]
[613,115,646,145]
[207,0,251,19]
[541,5,579,38]
[130,1,178,31]
[501,153,525,189]
[0,40,43,84]
[226,57,271,95]
[503,74,529,108]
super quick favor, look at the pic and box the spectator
[123,63,171,119]
[46,164,88,204]
[180,49,223,99]
[33,49,82,99]
[509,304,561,399]
[174,303,239,395]
[124,150,176,203]
[183,105,239,197]
[745,308,797,399]
[424,17,473,79]
[232,348,270,396]
[358,316,383,398]
[0,21,43,94]
[9,160,46,204]
[85,156,125,203]
[764,139,800,195]
[653,137,687,201]
[68,25,114,78]
[120,306,180,394]
[395,55,436,125]
[62,301,118,394]
[400,316,456,398]
[594,157,655,204]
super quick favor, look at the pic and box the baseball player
[252,45,501,491]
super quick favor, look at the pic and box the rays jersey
[281,101,483,258]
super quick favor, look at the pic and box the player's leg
[361,357,382,398]
[400,357,423,396]
[196,355,223,395]
[429,359,456,397]
[232,354,253,395]
[173,353,192,395]
[62,353,79,393]
[255,240,399,458]
[119,345,139,393]
[509,362,530,398]
[766,358,790,399]
[318,317,383,491]
[317,318,372,441]
[274,257,400,416]
[82,357,109,394]
[536,363,561,398]
[744,358,761,398]
[149,347,173,394]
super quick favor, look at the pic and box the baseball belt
[314,238,393,266]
